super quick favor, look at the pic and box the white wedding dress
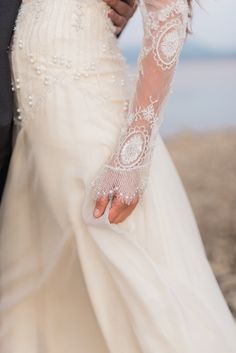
[0,0,236,352]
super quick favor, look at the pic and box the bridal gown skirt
[0,1,236,352]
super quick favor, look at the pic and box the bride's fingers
[108,196,127,223]
[109,195,139,224]
[93,197,109,218]
[112,200,138,224]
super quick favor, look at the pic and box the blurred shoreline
[162,58,236,137]
[165,129,236,317]
[124,56,236,138]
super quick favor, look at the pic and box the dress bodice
[11,0,128,128]
[13,0,123,73]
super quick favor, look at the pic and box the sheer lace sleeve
[92,0,189,204]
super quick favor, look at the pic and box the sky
[119,0,236,53]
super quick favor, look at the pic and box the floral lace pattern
[92,0,189,204]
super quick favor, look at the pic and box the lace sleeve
[92,0,189,204]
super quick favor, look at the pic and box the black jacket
[0,0,21,202]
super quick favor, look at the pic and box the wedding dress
[0,0,236,352]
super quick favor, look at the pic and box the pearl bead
[28,95,33,106]
[44,77,49,86]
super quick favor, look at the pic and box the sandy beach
[166,129,236,318]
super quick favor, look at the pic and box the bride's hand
[93,195,139,224]
[104,0,138,36]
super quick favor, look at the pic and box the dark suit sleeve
[0,0,21,201]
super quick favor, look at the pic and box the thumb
[93,197,109,218]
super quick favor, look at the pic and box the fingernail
[94,208,100,218]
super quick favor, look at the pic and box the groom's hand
[104,0,138,36]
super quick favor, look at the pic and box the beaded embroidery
[11,0,128,127]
